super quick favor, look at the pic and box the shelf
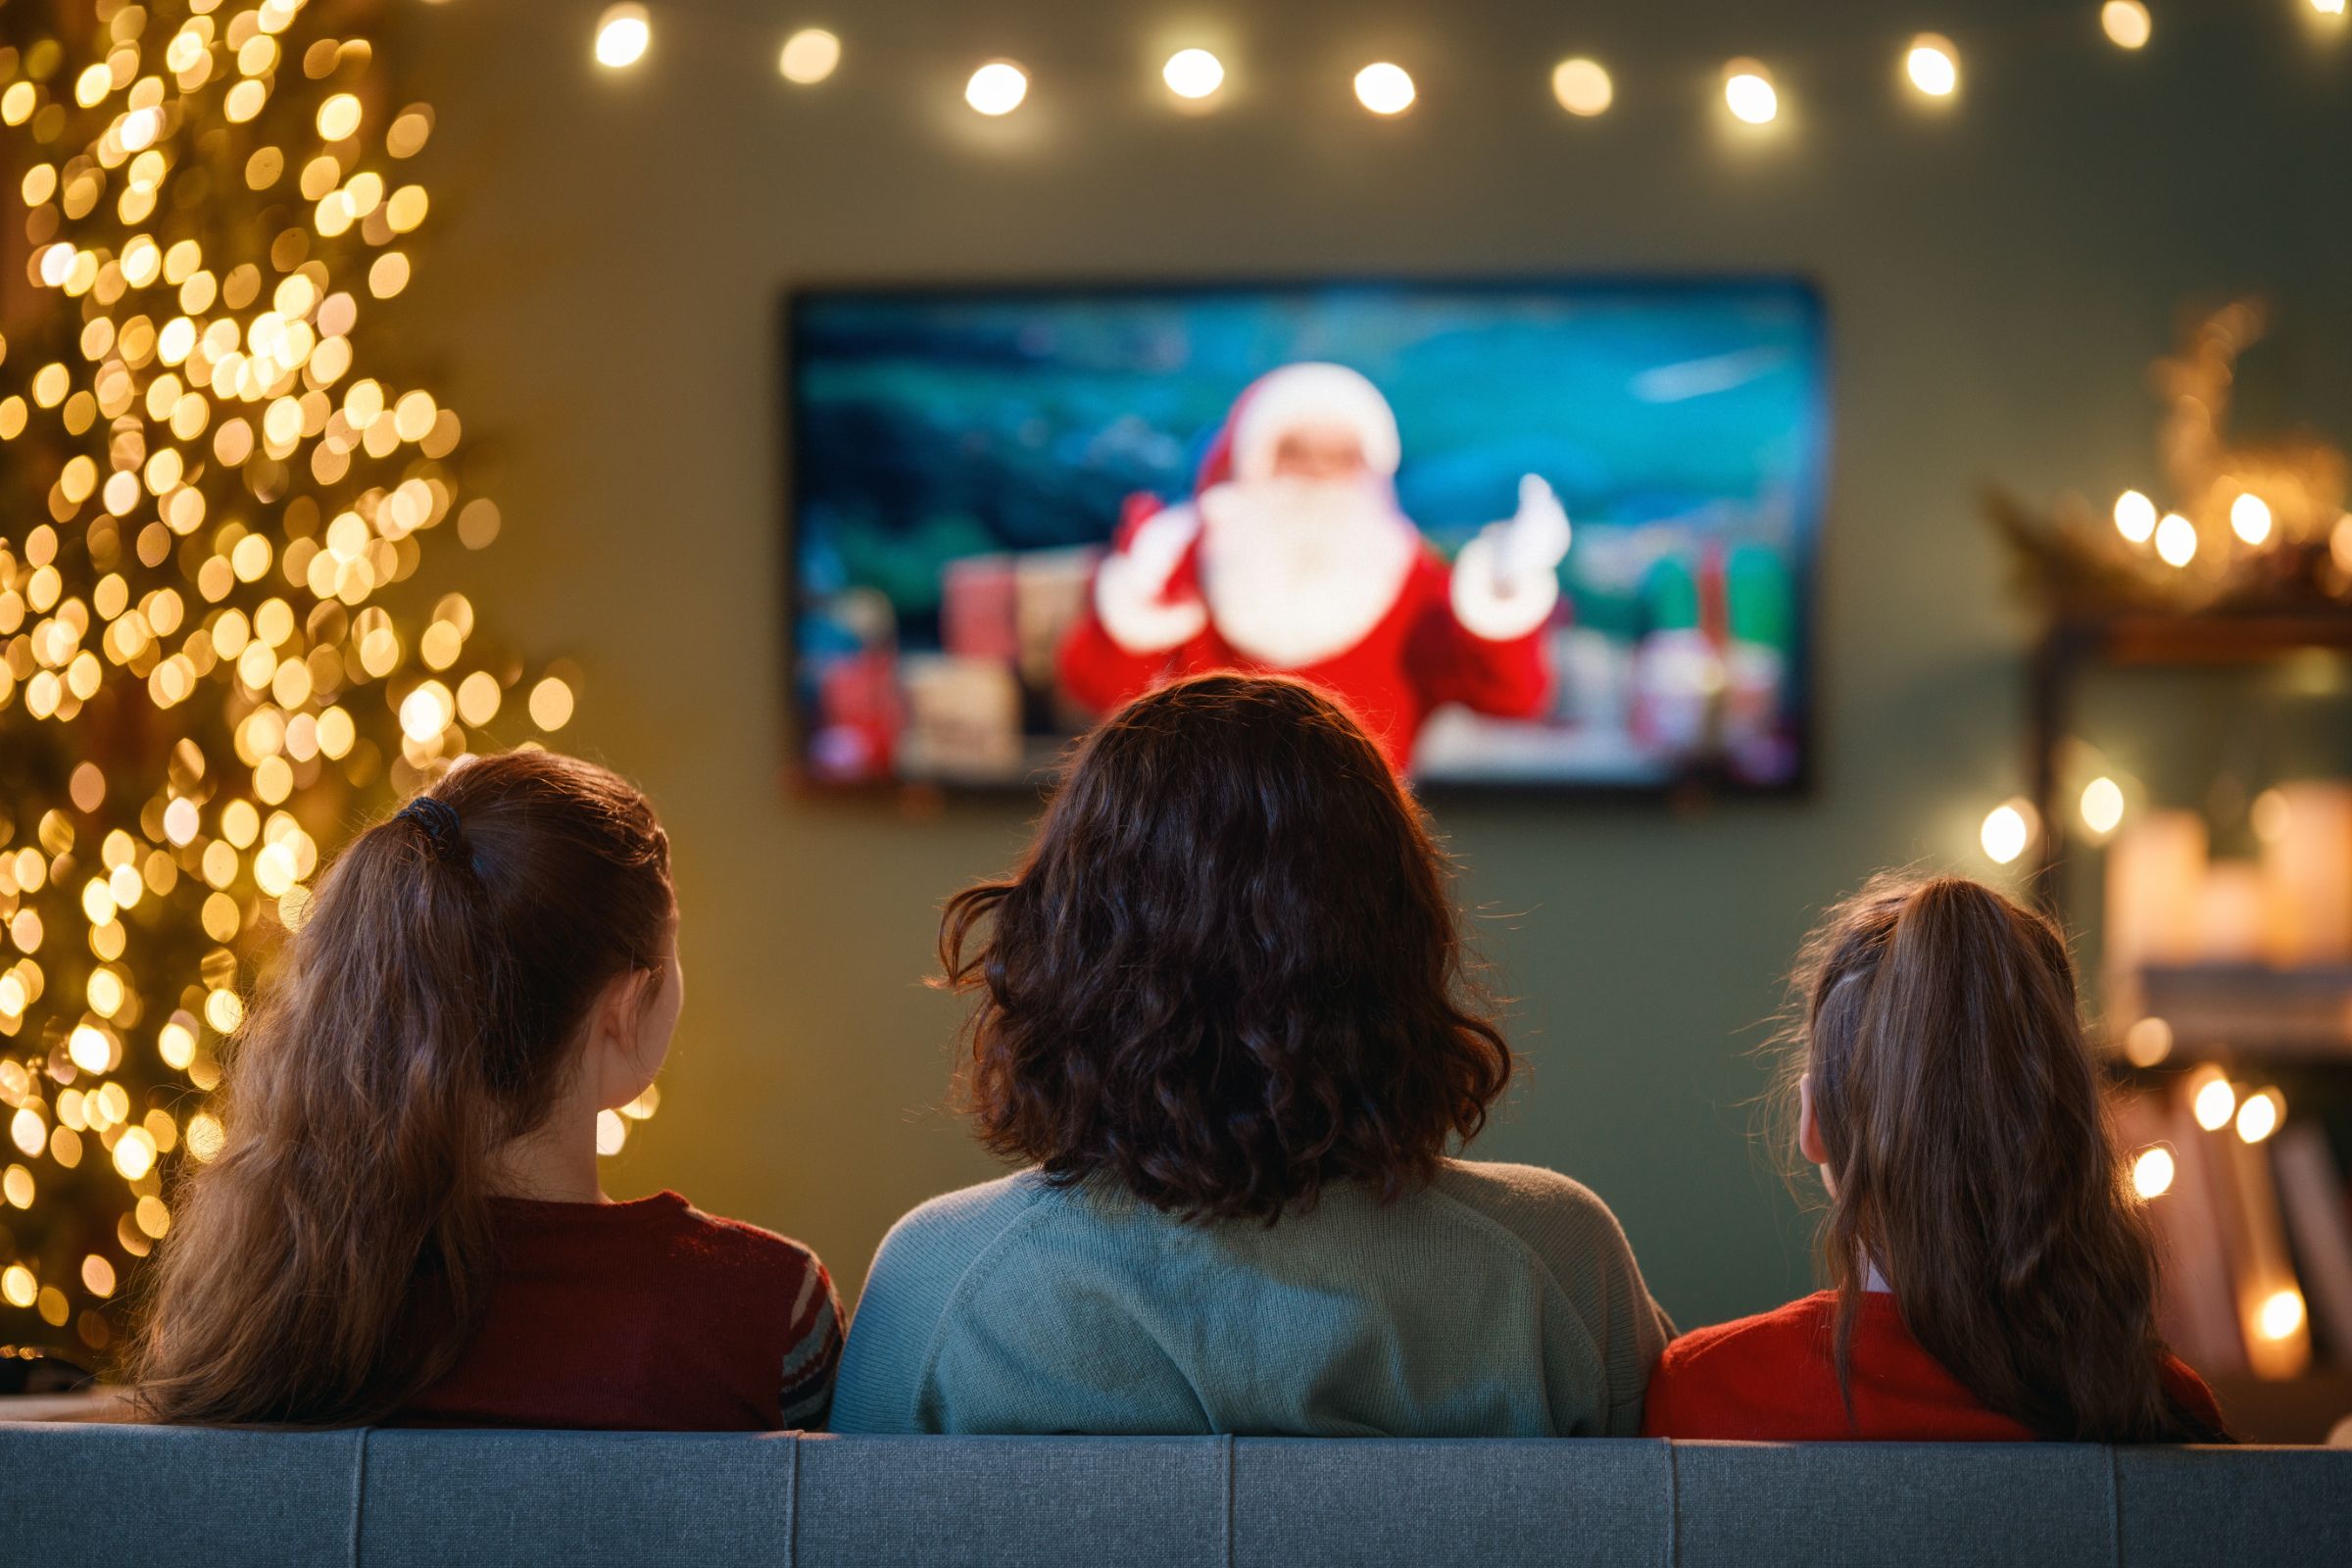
[2052,611,2352,669]
[2125,964,2352,1063]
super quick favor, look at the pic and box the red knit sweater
[1641,1290,2224,1442]
[392,1191,841,1432]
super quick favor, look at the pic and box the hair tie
[396,796,468,865]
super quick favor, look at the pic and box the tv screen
[787,279,1826,791]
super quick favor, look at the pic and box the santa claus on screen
[1056,362,1573,769]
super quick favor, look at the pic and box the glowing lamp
[2113,489,2158,542]
[1723,61,1778,124]
[2230,493,2274,546]
[780,28,842,85]
[1906,35,1960,98]
[2103,1,2153,49]
[1981,801,2034,866]
[2081,776,2127,837]
[2190,1070,2236,1132]
[1354,62,1415,116]
[966,61,1029,117]
[1163,49,1224,102]
[594,5,651,70]
[1551,58,1613,118]
[2131,1147,2175,1200]
[2154,512,2198,567]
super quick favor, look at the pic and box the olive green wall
[391,0,2351,1320]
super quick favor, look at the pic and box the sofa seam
[1221,1434,1236,1568]
[786,1433,804,1568]
[1662,1440,1680,1568]
[2105,1445,2122,1568]
[348,1426,370,1568]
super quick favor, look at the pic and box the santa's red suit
[1056,363,1571,770]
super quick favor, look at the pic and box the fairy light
[1980,800,2034,865]
[0,3,591,1358]
[1162,49,1225,102]
[2257,1288,2306,1341]
[1354,62,1416,116]
[2235,1087,2283,1145]
[2122,1016,2173,1067]
[2103,1,2154,50]
[1723,61,1780,124]
[1905,34,1960,98]
[594,6,652,71]
[2080,775,2127,836]
[2113,489,2158,543]
[2131,1146,2175,1200]
[965,61,1030,117]
[2230,493,2274,546]
[2190,1068,2237,1132]
[779,29,843,85]
[2155,512,2199,567]
[1550,58,1614,118]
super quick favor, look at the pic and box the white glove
[1094,504,1208,654]
[1451,474,1570,641]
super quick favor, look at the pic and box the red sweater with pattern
[1641,1290,2224,1442]
[393,1191,841,1432]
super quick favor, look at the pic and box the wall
[389,0,2352,1320]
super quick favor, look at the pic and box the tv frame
[777,273,1832,804]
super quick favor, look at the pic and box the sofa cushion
[2115,1445,2352,1568]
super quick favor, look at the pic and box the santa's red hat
[1193,363,1403,492]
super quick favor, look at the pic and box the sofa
[3,1424,2347,1565]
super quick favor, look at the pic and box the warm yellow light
[1723,62,1779,125]
[1354,62,1416,116]
[317,92,362,141]
[2191,1071,2236,1132]
[1,1264,34,1309]
[779,28,842,85]
[2316,0,2349,16]
[2103,1,2153,49]
[2154,512,2198,567]
[596,1108,629,1156]
[2122,1016,2173,1067]
[159,1020,197,1071]
[400,680,456,743]
[2080,775,2126,836]
[2131,1146,2175,1200]
[1906,35,1960,97]
[529,676,576,732]
[2113,489,2158,543]
[186,1111,225,1162]
[2257,1288,2306,1341]
[594,4,652,70]
[1981,801,2034,865]
[1163,48,1225,102]
[69,1025,112,1074]
[964,61,1029,116]
[1550,58,1613,118]
[81,1253,116,1298]
[112,1126,157,1181]
[2230,493,2274,546]
[2236,1088,2283,1145]
[2252,788,2291,845]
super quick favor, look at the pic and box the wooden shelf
[2126,963,2352,1063]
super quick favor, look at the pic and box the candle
[2259,782,2352,965]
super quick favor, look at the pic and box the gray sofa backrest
[3,1425,2347,1566]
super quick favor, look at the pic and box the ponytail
[130,751,671,1426]
[1788,874,2227,1444]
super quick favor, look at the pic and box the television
[786,279,1826,792]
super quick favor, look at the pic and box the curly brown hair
[940,672,1514,1223]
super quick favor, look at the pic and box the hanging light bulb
[1906,34,1961,98]
[1723,61,1779,125]
[1354,62,1416,116]
[1163,49,1225,102]
[2113,489,2158,543]
[1550,58,1614,118]
[593,4,651,70]
[2102,1,2153,50]
[779,28,842,85]
[965,61,1029,117]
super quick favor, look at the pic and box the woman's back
[833,1158,1670,1438]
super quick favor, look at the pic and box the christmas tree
[0,0,580,1367]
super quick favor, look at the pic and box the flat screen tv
[786,279,1826,791]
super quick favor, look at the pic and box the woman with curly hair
[831,672,1671,1436]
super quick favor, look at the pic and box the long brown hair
[130,750,673,1426]
[942,672,1513,1223]
[1784,873,2225,1442]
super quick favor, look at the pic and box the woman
[833,672,1671,1436]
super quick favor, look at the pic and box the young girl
[1642,874,2227,1443]
[833,672,1672,1437]
[132,751,841,1430]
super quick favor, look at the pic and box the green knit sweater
[829,1159,1674,1437]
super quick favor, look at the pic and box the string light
[2113,489,2158,543]
[2080,775,2126,836]
[2122,1016,2174,1067]
[594,5,652,71]
[2230,493,2274,546]
[2257,1288,2306,1342]
[2102,1,2153,50]
[1980,800,2034,865]
[1905,34,1961,98]
[779,29,843,86]
[2190,1069,2237,1132]
[1551,58,1614,118]
[2154,512,2199,566]
[1354,62,1416,116]
[1723,60,1780,125]
[2131,1146,2175,1200]
[2235,1087,2283,1144]
[1162,49,1225,103]
[965,61,1030,117]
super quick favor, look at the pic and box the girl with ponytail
[131,750,841,1430]
[1642,873,2227,1444]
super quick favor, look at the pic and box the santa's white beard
[1196,476,1420,669]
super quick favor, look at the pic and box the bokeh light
[2131,1146,2175,1200]
[2080,775,2127,836]
[779,28,843,85]
[2103,1,2153,50]
[2235,1088,2283,1145]
[2122,1016,2173,1068]
[2190,1069,2237,1132]
[1353,62,1416,117]
[2113,489,2158,543]
[2230,493,2274,546]
[1162,49,1225,102]
[1550,58,1614,118]
[2258,1288,2306,1342]
[2155,512,2199,567]
[594,5,652,71]
[1906,35,1960,98]
[965,61,1030,117]
[1723,61,1779,125]
[1980,800,2034,865]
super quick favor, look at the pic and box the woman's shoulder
[1654,1292,1838,1371]
[1427,1158,1633,1246]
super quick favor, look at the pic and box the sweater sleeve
[829,1174,1039,1434]
[1433,1161,1676,1437]
[777,1257,845,1431]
